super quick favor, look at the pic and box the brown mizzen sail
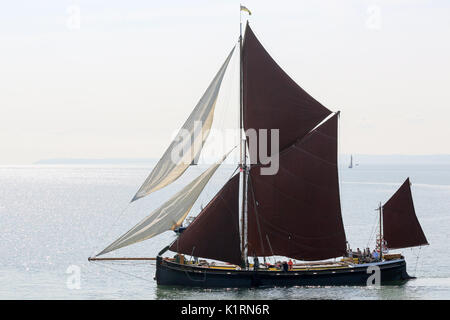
[169,174,242,265]
[247,113,347,261]
[382,178,428,250]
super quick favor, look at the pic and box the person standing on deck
[372,250,379,261]
[288,259,293,271]
[253,255,259,270]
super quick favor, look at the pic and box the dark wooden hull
[155,256,412,288]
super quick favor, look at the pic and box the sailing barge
[89,12,428,288]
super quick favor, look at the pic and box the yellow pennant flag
[240,5,252,15]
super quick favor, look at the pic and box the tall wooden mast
[239,7,248,267]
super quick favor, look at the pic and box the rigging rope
[337,112,346,239]
[91,260,154,283]
[366,211,380,249]
[89,203,131,258]
[413,245,422,277]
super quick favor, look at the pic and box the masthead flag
[240,5,252,15]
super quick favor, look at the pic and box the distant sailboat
[349,155,353,168]
[89,8,428,288]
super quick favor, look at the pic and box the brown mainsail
[382,178,428,249]
[247,113,347,260]
[242,24,332,163]
[169,174,242,265]
[241,23,346,261]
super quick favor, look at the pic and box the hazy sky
[1,0,449,164]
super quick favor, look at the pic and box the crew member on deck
[253,255,259,270]
[288,259,293,271]
[372,250,379,261]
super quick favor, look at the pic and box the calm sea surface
[1,163,449,299]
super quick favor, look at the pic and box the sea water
[0,162,449,299]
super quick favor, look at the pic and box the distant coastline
[33,154,450,166]
[33,158,159,165]
[338,154,450,165]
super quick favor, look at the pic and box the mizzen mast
[378,202,383,261]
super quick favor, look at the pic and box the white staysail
[131,47,236,202]
[96,150,234,256]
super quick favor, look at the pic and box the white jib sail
[131,47,236,202]
[96,149,234,256]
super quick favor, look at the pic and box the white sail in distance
[131,47,236,202]
[96,149,235,256]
